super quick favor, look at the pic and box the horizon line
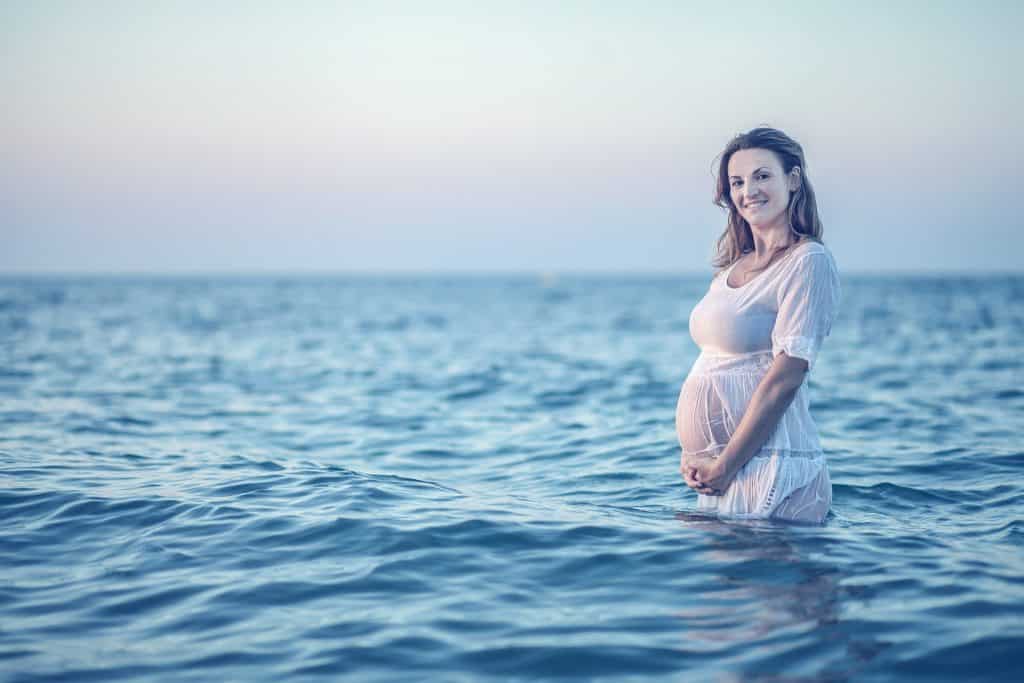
[1,267,1022,279]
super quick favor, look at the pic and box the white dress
[676,240,841,523]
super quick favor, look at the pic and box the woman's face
[726,148,799,231]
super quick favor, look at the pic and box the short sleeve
[771,248,841,370]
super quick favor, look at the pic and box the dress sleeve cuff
[772,335,820,370]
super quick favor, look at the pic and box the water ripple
[1,275,1022,681]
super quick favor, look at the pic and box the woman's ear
[788,166,802,192]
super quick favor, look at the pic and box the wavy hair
[711,127,823,271]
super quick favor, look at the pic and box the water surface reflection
[673,515,890,680]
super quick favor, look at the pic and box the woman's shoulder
[791,238,830,259]
[772,240,838,291]
[787,239,837,271]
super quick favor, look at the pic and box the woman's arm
[681,352,807,495]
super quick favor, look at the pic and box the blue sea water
[1,273,1022,682]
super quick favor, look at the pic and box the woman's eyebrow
[729,166,771,179]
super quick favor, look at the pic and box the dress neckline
[723,241,809,291]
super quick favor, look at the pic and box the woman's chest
[689,287,777,354]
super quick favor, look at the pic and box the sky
[2,0,1022,274]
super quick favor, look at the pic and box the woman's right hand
[680,455,723,496]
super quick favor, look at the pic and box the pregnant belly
[675,374,736,456]
[676,354,769,457]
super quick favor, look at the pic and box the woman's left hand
[680,455,736,497]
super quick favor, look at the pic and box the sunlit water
[2,274,1022,682]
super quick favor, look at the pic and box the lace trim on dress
[749,447,823,461]
[683,447,825,462]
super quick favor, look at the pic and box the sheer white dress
[676,241,840,523]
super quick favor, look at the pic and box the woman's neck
[748,222,794,259]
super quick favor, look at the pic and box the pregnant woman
[678,127,840,523]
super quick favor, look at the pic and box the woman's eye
[731,181,742,188]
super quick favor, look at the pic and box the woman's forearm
[713,359,805,479]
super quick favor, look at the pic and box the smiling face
[727,148,800,232]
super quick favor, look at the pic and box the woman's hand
[680,455,737,497]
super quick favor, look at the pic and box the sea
[1,273,1022,682]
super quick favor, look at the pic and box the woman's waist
[688,349,774,375]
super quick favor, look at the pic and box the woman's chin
[746,212,786,231]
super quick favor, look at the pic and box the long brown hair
[711,127,824,271]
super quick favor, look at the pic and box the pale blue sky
[2,1,1021,273]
